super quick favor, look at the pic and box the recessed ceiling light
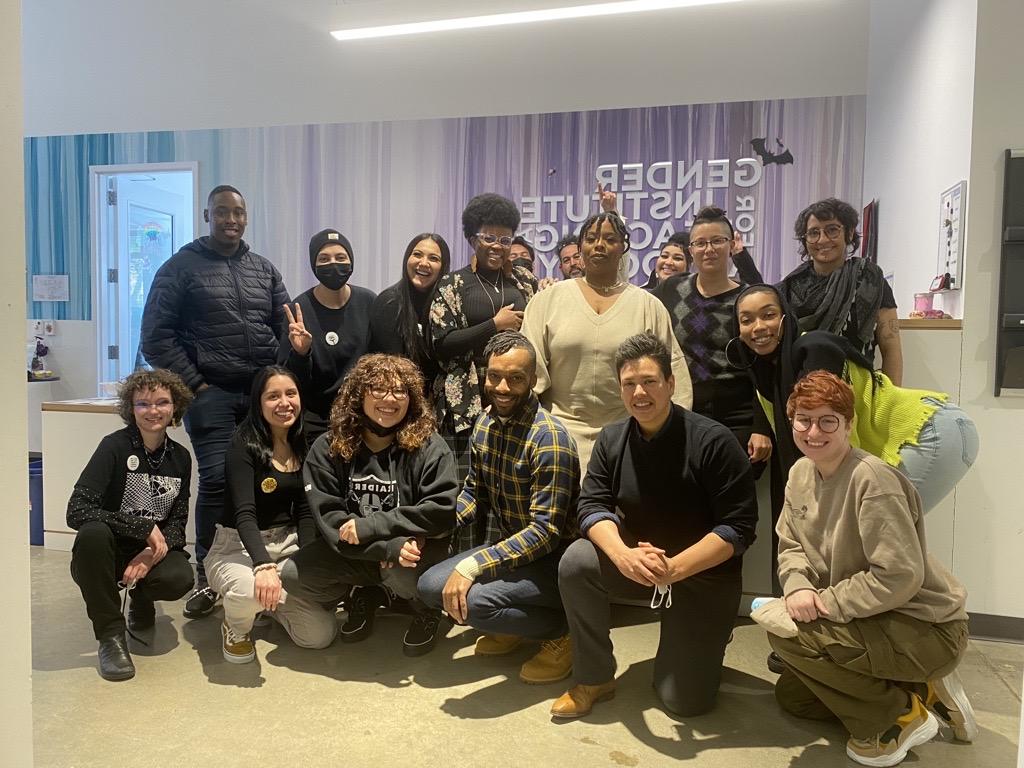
[331,0,744,41]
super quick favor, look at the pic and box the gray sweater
[778,447,967,625]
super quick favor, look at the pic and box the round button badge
[127,455,140,471]
[325,331,339,346]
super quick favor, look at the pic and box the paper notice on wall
[32,275,69,302]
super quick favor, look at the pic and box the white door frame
[89,161,199,393]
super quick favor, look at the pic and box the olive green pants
[768,612,968,739]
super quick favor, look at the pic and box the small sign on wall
[32,275,69,302]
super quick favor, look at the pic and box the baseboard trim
[968,612,1024,643]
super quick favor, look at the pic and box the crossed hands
[613,541,676,588]
[785,588,831,623]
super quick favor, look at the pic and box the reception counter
[41,399,198,551]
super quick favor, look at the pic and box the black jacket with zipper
[141,237,289,392]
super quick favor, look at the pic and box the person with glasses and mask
[430,193,537,549]
[280,354,459,657]
[279,228,376,443]
[66,369,195,681]
[780,198,903,384]
[765,371,974,767]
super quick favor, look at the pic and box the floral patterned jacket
[429,264,537,434]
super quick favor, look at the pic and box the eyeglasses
[688,236,731,251]
[133,399,173,411]
[368,386,409,401]
[475,233,514,248]
[804,224,844,242]
[792,414,841,433]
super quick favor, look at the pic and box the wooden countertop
[42,399,119,414]
[899,318,963,330]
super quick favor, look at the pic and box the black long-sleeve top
[367,284,439,388]
[302,430,459,564]
[222,433,316,565]
[434,266,529,367]
[66,426,192,549]
[577,404,757,575]
[279,285,376,423]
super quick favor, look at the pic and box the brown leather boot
[550,681,616,718]
[474,633,523,656]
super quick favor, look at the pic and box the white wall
[863,0,977,317]
[2,0,34,760]
[949,0,1024,620]
[22,0,869,136]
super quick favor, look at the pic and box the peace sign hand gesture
[284,303,313,356]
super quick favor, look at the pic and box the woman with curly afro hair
[66,368,195,681]
[281,354,460,657]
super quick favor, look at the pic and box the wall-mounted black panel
[996,149,1024,395]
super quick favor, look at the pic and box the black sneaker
[97,633,135,681]
[183,586,219,619]
[767,651,788,674]
[340,584,386,643]
[403,611,447,657]
[127,592,155,631]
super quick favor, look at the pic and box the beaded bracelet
[252,562,277,575]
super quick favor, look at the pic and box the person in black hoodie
[67,369,195,681]
[279,228,376,443]
[368,232,451,391]
[280,354,459,657]
[141,185,289,620]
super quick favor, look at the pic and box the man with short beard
[142,185,289,619]
[418,331,581,684]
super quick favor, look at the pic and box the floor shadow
[180,609,266,688]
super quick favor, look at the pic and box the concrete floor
[31,547,1023,768]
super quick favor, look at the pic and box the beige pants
[206,524,336,649]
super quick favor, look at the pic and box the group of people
[65,183,980,767]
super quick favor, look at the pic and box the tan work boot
[550,681,616,718]
[519,634,572,684]
[474,633,523,656]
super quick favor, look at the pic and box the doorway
[90,163,198,389]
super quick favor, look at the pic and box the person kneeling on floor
[67,369,196,681]
[554,333,758,718]
[205,366,338,664]
[767,371,975,767]
[418,331,581,683]
[280,354,458,656]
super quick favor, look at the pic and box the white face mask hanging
[650,583,672,610]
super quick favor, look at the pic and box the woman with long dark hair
[280,354,459,657]
[368,233,451,388]
[205,365,336,664]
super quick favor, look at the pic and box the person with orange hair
[280,354,459,657]
[766,371,975,767]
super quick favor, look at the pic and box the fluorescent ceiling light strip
[331,0,742,41]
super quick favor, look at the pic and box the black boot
[340,584,387,643]
[98,634,135,681]
[127,591,155,631]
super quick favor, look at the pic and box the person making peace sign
[279,228,377,443]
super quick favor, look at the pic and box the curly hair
[786,370,855,422]
[117,368,193,426]
[555,232,579,256]
[461,193,521,243]
[328,354,436,461]
[794,197,861,259]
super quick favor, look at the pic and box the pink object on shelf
[914,293,935,313]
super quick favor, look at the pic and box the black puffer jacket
[141,237,289,392]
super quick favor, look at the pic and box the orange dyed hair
[786,370,855,422]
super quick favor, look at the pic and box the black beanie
[308,228,354,272]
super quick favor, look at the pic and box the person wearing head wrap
[279,228,377,442]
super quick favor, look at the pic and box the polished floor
[31,547,1023,768]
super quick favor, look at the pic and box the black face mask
[361,412,404,437]
[315,262,352,291]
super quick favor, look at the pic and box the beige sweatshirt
[778,447,967,625]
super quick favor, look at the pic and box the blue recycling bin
[28,457,43,546]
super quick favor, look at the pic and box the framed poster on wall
[939,181,966,289]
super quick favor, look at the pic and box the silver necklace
[475,271,505,314]
[585,277,626,294]
[144,437,168,472]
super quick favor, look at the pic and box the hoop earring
[725,336,754,370]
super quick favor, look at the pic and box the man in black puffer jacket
[142,184,289,618]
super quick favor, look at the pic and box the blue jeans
[182,385,249,584]
[418,544,567,640]
[898,399,979,512]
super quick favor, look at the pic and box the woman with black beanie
[279,228,376,442]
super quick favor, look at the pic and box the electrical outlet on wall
[44,321,56,336]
